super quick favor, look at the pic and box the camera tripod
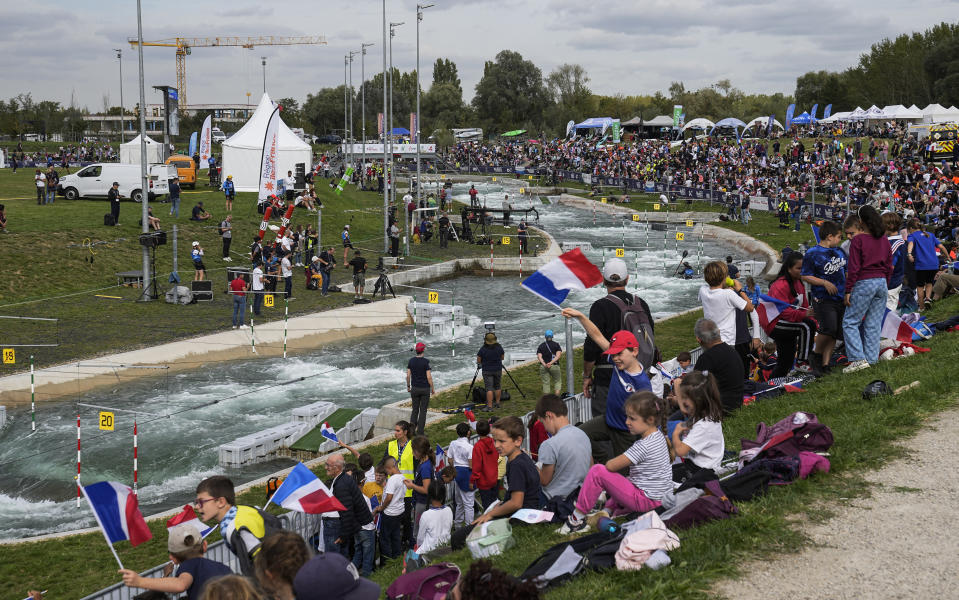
[372,270,395,299]
[465,364,527,403]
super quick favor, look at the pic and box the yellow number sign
[615,248,625,258]
[440,174,446,180]
[2,348,14,364]
[686,219,694,227]
[600,197,607,204]
[427,291,439,304]
[264,294,274,308]
[502,236,511,245]
[632,214,640,222]
[519,187,525,194]
[528,175,534,180]
[99,412,115,431]
[653,203,660,210]
[492,177,497,182]
[676,232,685,241]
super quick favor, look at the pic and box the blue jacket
[222,179,234,196]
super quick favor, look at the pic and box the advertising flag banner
[673,105,683,127]
[785,104,796,130]
[810,104,819,120]
[258,106,281,201]
[824,104,833,119]
[199,115,212,168]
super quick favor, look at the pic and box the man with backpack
[581,258,657,419]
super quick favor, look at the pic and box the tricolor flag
[520,248,603,307]
[756,294,793,334]
[320,422,338,443]
[881,309,915,343]
[269,463,346,514]
[166,505,215,538]
[82,481,152,547]
[435,444,447,471]
[464,409,476,431]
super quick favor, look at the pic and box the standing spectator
[403,436,435,543]
[406,342,434,436]
[842,207,892,373]
[318,245,336,296]
[476,332,505,411]
[438,211,451,248]
[389,221,401,257]
[220,215,233,262]
[324,454,373,558]
[34,169,46,204]
[470,419,499,510]
[341,224,353,265]
[191,241,206,281]
[285,170,296,203]
[292,225,304,267]
[907,218,948,310]
[45,166,58,204]
[800,220,846,376]
[447,422,475,527]
[384,420,415,550]
[371,456,405,561]
[517,219,529,254]
[251,261,265,316]
[222,175,235,212]
[108,181,121,225]
[536,330,563,395]
[698,261,754,373]
[230,273,248,330]
[884,212,908,311]
[281,251,293,299]
[348,249,367,299]
[169,177,181,217]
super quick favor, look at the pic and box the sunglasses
[194,497,219,508]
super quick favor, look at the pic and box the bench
[116,270,143,287]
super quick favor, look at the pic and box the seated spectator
[0,204,7,233]
[254,531,312,600]
[450,559,541,600]
[472,416,541,525]
[147,207,161,231]
[534,393,591,509]
[199,574,264,600]
[190,202,211,221]
[691,318,744,415]
[671,371,725,483]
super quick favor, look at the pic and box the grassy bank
[0,168,532,372]
[4,295,958,598]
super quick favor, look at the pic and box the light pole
[390,21,404,252]
[114,48,125,143]
[261,56,267,93]
[349,50,358,172]
[415,4,434,257]
[135,0,151,301]
[361,42,374,187]
[344,55,350,171]
[382,0,389,254]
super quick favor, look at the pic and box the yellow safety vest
[388,439,414,498]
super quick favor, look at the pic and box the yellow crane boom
[127,35,327,108]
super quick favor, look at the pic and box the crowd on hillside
[4,142,117,168]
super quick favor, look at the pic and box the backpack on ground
[604,294,660,368]
[719,468,772,502]
[471,386,486,405]
[386,562,460,600]
[663,480,738,530]
[519,530,625,590]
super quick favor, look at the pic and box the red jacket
[470,436,498,490]
[767,277,813,330]
[529,419,548,461]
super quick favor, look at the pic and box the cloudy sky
[2,0,956,112]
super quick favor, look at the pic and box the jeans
[322,518,347,557]
[740,208,750,225]
[252,291,264,316]
[232,296,246,327]
[842,277,887,364]
[352,529,375,576]
[46,189,55,204]
[170,196,180,217]
[321,270,331,295]
[409,387,430,435]
[574,464,661,516]
[380,513,403,559]
[294,250,303,265]
[36,187,44,203]
[284,276,292,298]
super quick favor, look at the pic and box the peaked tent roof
[222,92,310,151]
[682,118,715,131]
[743,116,784,131]
[574,117,617,129]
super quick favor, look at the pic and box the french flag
[756,294,792,333]
[82,481,152,547]
[320,422,338,443]
[435,444,447,471]
[464,409,476,431]
[521,248,603,307]
[881,309,915,343]
[166,505,215,538]
[270,463,346,514]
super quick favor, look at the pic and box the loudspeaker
[295,162,306,191]
[139,231,167,248]
[104,213,116,226]
[191,280,213,302]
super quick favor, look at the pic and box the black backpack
[520,530,624,590]
[604,294,660,369]
[719,469,772,502]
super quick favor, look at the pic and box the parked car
[58,163,176,202]
[211,127,227,143]
[316,134,342,144]
[165,155,197,188]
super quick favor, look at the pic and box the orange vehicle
[165,155,197,189]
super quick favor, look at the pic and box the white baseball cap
[192,241,199,247]
[602,258,628,282]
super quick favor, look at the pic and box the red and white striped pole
[76,413,81,508]
[133,419,138,497]
[519,243,523,279]
[489,241,494,278]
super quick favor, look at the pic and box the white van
[211,127,227,143]
[59,163,177,202]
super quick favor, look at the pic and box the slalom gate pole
[283,297,289,359]
[592,199,596,225]
[133,418,138,496]
[699,220,704,265]
[30,355,35,432]
[519,243,523,279]
[76,413,81,508]
[413,295,418,346]
[489,241,494,278]
[644,210,649,250]
[450,292,455,357]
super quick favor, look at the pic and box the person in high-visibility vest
[386,420,415,549]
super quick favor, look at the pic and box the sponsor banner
[345,143,436,155]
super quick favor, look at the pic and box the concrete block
[373,404,413,438]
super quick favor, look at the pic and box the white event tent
[921,103,954,123]
[222,93,311,193]
[119,135,163,164]
[681,118,715,132]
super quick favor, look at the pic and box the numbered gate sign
[600,197,607,204]
[99,412,115,431]
[615,248,625,258]
[686,219,694,227]
[519,188,525,194]
[427,291,439,304]
[502,236,511,245]
[492,177,497,182]
[528,175,534,180]
[2,348,14,364]
[653,203,660,210]
[440,174,446,179]
[676,232,685,241]
[264,294,274,308]
[632,214,640,221]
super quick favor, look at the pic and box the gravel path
[713,405,959,599]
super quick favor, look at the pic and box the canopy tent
[391,127,411,135]
[574,117,618,130]
[119,135,163,164]
[500,129,527,137]
[847,107,868,121]
[709,117,748,136]
[864,105,884,120]
[645,115,675,127]
[221,92,311,193]
[880,105,923,120]
[742,116,784,133]
[819,111,850,124]
[620,116,641,126]
[681,118,715,132]
[789,112,817,125]
[922,103,955,123]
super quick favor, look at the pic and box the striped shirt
[622,430,673,500]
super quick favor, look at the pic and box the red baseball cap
[603,330,638,355]
[415,342,426,353]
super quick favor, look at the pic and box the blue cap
[545,330,554,338]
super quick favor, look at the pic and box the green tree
[472,50,549,133]
[924,32,959,106]
[432,58,461,93]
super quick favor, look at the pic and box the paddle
[673,250,689,275]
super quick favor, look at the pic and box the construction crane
[127,35,327,109]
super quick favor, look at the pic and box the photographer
[476,332,505,411]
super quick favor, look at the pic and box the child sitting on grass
[558,392,672,534]
[671,371,725,482]
[119,523,230,599]
[472,416,542,525]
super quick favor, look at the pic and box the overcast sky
[2,1,956,113]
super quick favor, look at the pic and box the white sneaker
[223,257,232,262]
[843,359,870,373]
[232,325,237,329]
[555,516,587,535]
[239,324,248,329]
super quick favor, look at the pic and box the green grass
[5,295,957,599]
[288,409,362,451]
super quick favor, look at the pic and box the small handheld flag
[166,505,215,538]
[435,444,447,471]
[464,409,477,431]
[521,248,603,307]
[320,422,339,444]
[82,480,153,569]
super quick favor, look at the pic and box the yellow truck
[165,155,197,189]
[926,123,957,161]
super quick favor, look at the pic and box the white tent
[847,107,867,121]
[921,103,953,123]
[864,105,884,120]
[681,118,715,132]
[743,116,784,133]
[222,93,311,193]
[119,135,163,164]
[819,111,850,124]
[881,105,923,120]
